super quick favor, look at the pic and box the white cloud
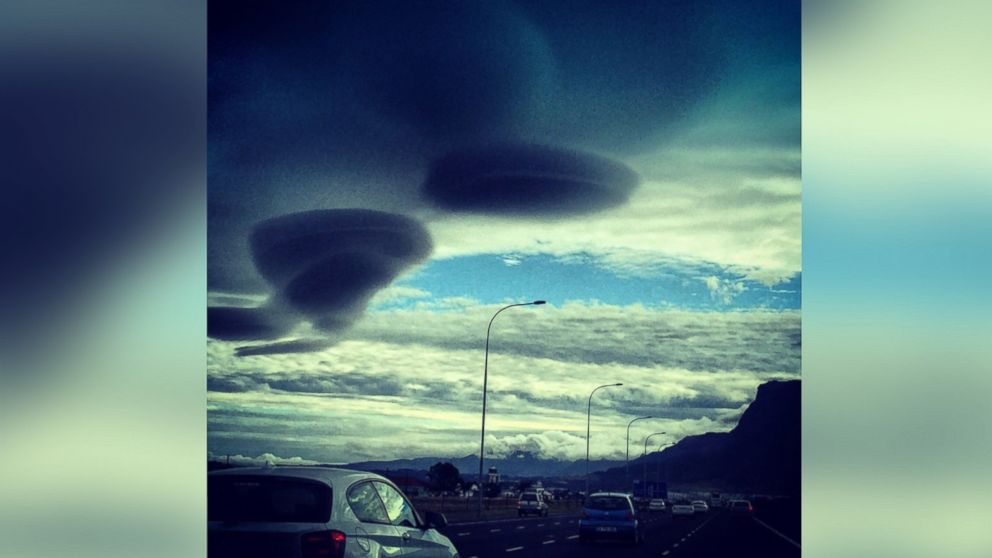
[370,285,432,306]
[701,275,747,305]
[208,451,321,466]
[208,301,798,463]
[420,143,800,286]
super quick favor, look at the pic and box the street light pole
[478,300,545,518]
[625,416,653,491]
[641,432,666,497]
[585,382,623,498]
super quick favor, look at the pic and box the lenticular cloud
[422,143,640,216]
[208,209,432,352]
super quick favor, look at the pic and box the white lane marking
[567,535,579,540]
[673,543,680,548]
[516,526,525,530]
[457,532,471,536]
[681,537,686,542]
[662,552,670,556]
[490,528,501,533]
[505,546,524,553]
[542,540,555,545]
[451,515,578,527]
[753,517,801,549]
[554,522,561,525]
[537,523,545,527]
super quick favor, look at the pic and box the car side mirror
[424,510,448,530]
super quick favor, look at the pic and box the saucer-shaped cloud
[422,144,640,215]
[222,209,435,344]
[207,306,291,341]
[251,209,432,290]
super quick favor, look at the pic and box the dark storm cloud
[422,144,640,216]
[207,306,291,341]
[206,0,765,293]
[207,209,433,351]
[209,371,406,398]
[509,0,723,155]
[251,210,431,319]
[234,339,337,357]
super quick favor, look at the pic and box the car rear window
[521,494,538,501]
[586,497,629,511]
[209,475,332,523]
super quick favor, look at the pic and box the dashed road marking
[457,532,471,536]
[673,543,679,548]
[490,528,501,533]
[505,547,523,553]
[554,522,561,525]
[537,523,545,527]
[516,526,525,530]
[567,535,579,540]
[753,517,801,549]
[662,551,670,556]
[542,540,555,545]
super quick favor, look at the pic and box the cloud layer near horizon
[208,302,798,463]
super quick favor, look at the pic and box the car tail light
[301,530,346,558]
[748,505,753,513]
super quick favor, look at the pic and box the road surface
[441,508,799,558]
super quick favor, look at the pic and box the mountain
[596,379,800,495]
[346,450,625,479]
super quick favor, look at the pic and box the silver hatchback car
[209,466,459,558]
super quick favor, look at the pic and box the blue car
[578,492,644,545]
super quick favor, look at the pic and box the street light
[642,432,667,496]
[625,416,654,490]
[477,300,546,518]
[585,382,623,498]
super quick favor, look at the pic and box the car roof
[209,466,383,487]
[588,492,632,499]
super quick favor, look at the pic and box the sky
[207,0,800,466]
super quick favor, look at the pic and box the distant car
[517,491,549,517]
[670,500,695,518]
[691,500,709,513]
[579,492,644,545]
[729,499,754,514]
[209,466,458,558]
[647,499,667,512]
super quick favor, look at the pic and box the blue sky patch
[380,254,800,311]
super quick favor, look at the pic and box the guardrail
[411,496,584,523]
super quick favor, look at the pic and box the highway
[442,509,799,558]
